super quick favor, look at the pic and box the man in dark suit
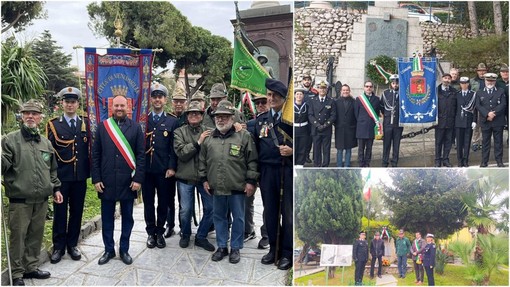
[354,81,381,167]
[47,87,90,264]
[455,77,477,167]
[92,95,145,265]
[380,75,403,167]
[435,73,457,167]
[334,84,357,167]
[308,80,336,167]
[476,73,507,167]
[144,83,179,249]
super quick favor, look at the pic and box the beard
[215,121,233,133]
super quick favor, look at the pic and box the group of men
[2,78,293,285]
[295,61,508,167]
[353,230,437,286]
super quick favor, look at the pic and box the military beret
[151,83,169,97]
[209,83,227,99]
[265,78,288,98]
[500,64,509,72]
[212,100,235,115]
[483,73,498,81]
[20,99,44,113]
[59,87,81,100]
[459,77,470,83]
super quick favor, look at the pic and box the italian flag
[236,91,256,119]
[363,170,371,201]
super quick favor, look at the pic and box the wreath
[365,55,397,86]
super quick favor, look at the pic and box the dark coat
[308,96,336,136]
[380,89,401,127]
[370,238,385,257]
[334,96,357,149]
[436,85,457,129]
[92,117,145,201]
[476,87,507,129]
[422,243,436,267]
[294,102,311,138]
[254,110,293,167]
[354,94,381,139]
[46,115,90,182]
[353,239,369,262]
[145,112,179,174]
[455,90,478,128]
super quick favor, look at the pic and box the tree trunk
[467,2,479,36]
[297,243,310,265]
[493,1,503,35]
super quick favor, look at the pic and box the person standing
[411,232,426,285]
[380,75,404,167]
[450,68,460,91]
[423,234,436,286]
[334,84,357,167]
[255,78,293,270]
[470,63,488,151]
[455,77,477,167]
[308,80,336,167]
[294,86,311,166]
[476,73,507,167]
[370,231,385,279]
[435,73,457,167]
[353,230,369,286]
[2,100,63,286]
[174,101,215,252]
[301,74,318,163]
[199,100,259,264]
[47,87,90,264]
[92,95,145,265]
[144,83,179,249]
[202,83,245,129]
[354,81,381,167]
[395,229,411,278]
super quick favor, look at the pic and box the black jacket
[308,96,336,136]
[370,238,385,257]
[145,112,179,174]
[476,87,507,129]
[334,96,357,149]
[455,90,477,128]
[353,239,369,262]
[436,85,457,129]
[354,94,381,139]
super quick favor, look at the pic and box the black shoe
[257,237,269,249]
[164,226,175,238]
[98,251,115,265]
[67,246,81,261]
[12,278,25,286]
[443,160,452,167]
[23,269,50,279]
[50,249,64,264]
[261,251,275,264]
[179,235,190,248]
[278,257,292,270]
[497,162,505,167]
[480,162,488,167]
[434,161,441,167]
[120,251,133,265]
[211,247,229,262]
[195,237,215,252]
[305,156,312,163]
[156,234,166,248]
[244,231,256,242]
[229,249,240,264]
[147,234,156,248]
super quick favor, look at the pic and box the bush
[435,248,448,275]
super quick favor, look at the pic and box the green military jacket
[395,236,411,256]
[2,130,61,203]
[198,127,258,196]
[174,123,212,184]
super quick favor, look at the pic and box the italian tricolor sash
[359,93,382,137]
[104,117,136,176]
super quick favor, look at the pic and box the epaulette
[49,116,59,122]
[167,112,177,118]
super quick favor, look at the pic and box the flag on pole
[363,170,372,201]
[236,91,256,119]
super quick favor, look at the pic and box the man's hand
[165,169,175,178]
[203,181,211,195]
[53,191,63,204]
[471,122,477,130]
[198,130,211,145]
[94,182,104,193]
[130,181,141,191]
[244,183,256,197]
[317,124,324,132]
[279,145,292,157]
[233,122,245,132]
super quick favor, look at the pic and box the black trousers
[143,173,172,235]
[101,199,134,253]
[295,135,312,165]
[164,177,177,230]
[259,164,293,260]
[414,260,425,282]
[355,259,367,284]
[245,194,268,238]
[434,127,453,163]
[382,126,403,167]
[312,134,332,167]
[52,180,87,251]
[424,265,435,286]
[456,127,473,166]
[358,138,374,167]
[370,255,383,277]
[481,126,504,164]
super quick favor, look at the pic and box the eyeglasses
[214,115,231,121]
[365,85,373,88]
[255,101,267,105]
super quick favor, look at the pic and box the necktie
[70,119,76,133]
[489,89,493,95]
[273,113,279,123]
[463,92,466,97]
[154,115,160,123]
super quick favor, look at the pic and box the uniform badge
[41,151,51,162]
[83,137,88,143]
[259,124,269,138]
[229,144,241,157]
[163,131,168,137]
[326,105,331,109]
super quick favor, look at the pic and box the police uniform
[46,87,90,263]
[476,73,507,167]
[435,83,457,167]
[455,78,477,167]
[145,83,179,247]
[308,82,336,167]
[354,93,381,167]
[423,235,436,286]
[353,233,369,285]
[380,77,403,167]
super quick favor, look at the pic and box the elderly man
[255,78,293,270]
[476,73,507,167]
[2,100,63,286]
[92,95,145,265]
[380,75,403,167]
[395,229,411,278]
[47,87,90,264]
[435,73,457,167]
[199,100,258,264]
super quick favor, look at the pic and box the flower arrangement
[382,258,391,266]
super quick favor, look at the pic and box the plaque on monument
[365,18,408,64]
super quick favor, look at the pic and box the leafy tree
[382,169,468,239]
[1,1,47,33]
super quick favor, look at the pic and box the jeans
[336,148,352,167]
[397,255,407,277]
[213,194,245,249]
[177,181,213,239]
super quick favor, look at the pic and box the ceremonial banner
[398,56,437,126]
[84,48,152,139]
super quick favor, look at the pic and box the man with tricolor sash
[92,95,145,266]
[354,81,381,167]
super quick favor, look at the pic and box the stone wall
[420,22,473,58]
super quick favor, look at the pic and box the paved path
[23,191,288,286]
[376,274,398,286]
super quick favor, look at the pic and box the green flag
[230,28,269,97]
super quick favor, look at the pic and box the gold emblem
[163,131,168,137]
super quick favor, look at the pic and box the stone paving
[23,191,289,286]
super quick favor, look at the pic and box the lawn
[294,265,376,286]
[1,179,101,270]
